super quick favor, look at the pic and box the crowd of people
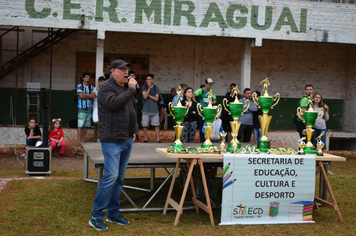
[22,59,331,231]
[24,68,330,160]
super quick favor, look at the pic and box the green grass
[0,158,356,235]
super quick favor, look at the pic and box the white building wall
[1,30,352,100]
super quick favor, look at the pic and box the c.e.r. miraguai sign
[22,0,307,33]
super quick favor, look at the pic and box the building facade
[1,0,355,133]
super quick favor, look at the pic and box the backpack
[74,83,92,103]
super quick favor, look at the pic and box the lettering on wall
[23,0,308,33]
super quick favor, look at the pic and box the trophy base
[226,142,241,153]
[171,143,186,152]
[257,140,270,153]
[201,143,214,149]
[304,146,317,154]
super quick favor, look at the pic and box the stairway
[0,28,76,79]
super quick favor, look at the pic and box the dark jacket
[182,100,198,122]
[98,77,139,142]
[24,125,42,138]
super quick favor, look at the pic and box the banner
[220,154,315,225]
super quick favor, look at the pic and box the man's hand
[128,77,138,89]
[132,134,137,142]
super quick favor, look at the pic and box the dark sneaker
[106,213,130,225]
[89,217,109,231]
[58,154,63,158]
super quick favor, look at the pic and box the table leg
[163,158,181,215]
[83,152,88,180]
[186,159,199,213]
[150,167,155,191]
[197,159,214,226]
[314,161,343,221]
[164,158,215,226]
[319,161,329,200]
[173,158,197,226]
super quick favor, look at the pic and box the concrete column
[240,39,252,91]
[95,30,105,86]
[23,28,33,86]
[193,37,202,90]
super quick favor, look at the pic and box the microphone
[127,76,140,89]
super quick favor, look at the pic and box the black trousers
[198,116,205,143]
[296,120,306,139]
[237,124,253,142]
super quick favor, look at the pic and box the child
[24,117,42,146]
[49,118,67,158]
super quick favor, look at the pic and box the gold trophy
[197,91,222,148]
[315,131,325,156]
[297,96,324,154]
[168,86,189,152]
[252,78,280,152]
[298,137,307,155]
[223,86,250,153]
[220,131,227,153]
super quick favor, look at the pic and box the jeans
[180,121,197,143]
[312,128,327,150]
[92,139,133,219]
[253,128,262,143]
[26,138,42,146]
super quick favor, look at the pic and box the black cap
[205,78,215,84]
[110,59,132,70]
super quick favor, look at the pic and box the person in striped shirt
[77,72,95,145]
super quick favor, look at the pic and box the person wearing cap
[237,88,258,142]
[92,76,106,142]
[89,59,139,231]
[77,72,95,146]
[194,78,217,142]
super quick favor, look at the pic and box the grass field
[0,155,355,235]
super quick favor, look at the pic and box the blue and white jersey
[77,84,94,109]
[172,94,183,106]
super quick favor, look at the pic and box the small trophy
[232,143,238,153]
[316,131,325,156]
[297,96,324,154]
[223,86,250,153]
[168,86,189,152]
[197,91,222,148]
[298,137,307,155]
[220,131,227,153]
[252,78,280,153]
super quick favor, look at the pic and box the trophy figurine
[232,143,238,153]
[197,91,222,148]
[252,78,280,153]
[222,86,250,152]
[298,137,307,155]
[168,86,189,152]
[220,131,227,153]
[297,96,324,154]
[315,131,325,156]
